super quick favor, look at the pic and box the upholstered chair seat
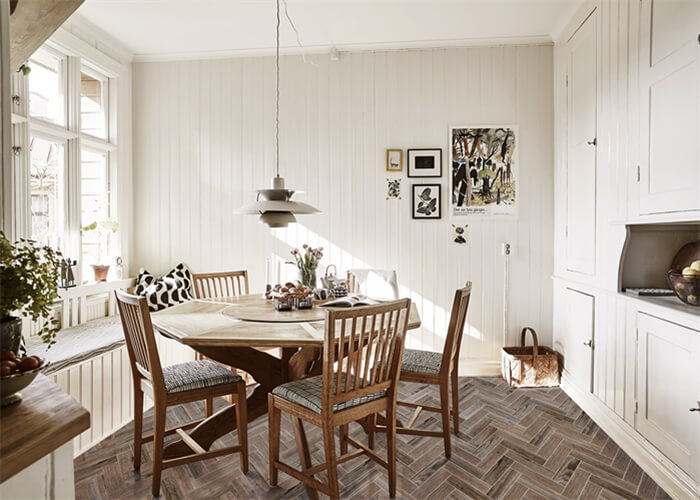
[272,374,386,414]
[401,349,442,375]
[162,360,243,394]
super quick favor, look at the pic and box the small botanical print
[386,149,402,172]
[386,178,401,200]
[451,223,469,245]
[412,184,441,219]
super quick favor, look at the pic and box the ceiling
[73,0,582,62]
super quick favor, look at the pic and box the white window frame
[12,30,124,285]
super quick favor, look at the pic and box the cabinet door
[636,313,700,480]
[563,288,595,392]
[638,0,700,215]
[566,11,597,275]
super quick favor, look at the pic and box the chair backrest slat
[192,270,249,299]
[323,299,411,412]
[115,290,165,390]
[440,282,473,374]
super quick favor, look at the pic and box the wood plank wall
[132,45,554,369]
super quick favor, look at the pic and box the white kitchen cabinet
[636,312,700,481]
[566,11,598,274]
[638,0,700,215]
[562,287,596,393]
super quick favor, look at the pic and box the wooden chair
[347,269,399,299]
[191,270,252,414]
[115,290,249,497]
[375,282,472,458]
[192,270,249,299]
[268,299,412,499]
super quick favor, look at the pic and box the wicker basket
[501,327,560,388]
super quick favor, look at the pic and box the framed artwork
[386,149,402,172]
[411,184,441,219]
[407,148,442,177]
[450,126,517,217]
[386,178,401,200]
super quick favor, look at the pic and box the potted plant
[289,244,323,289]
[81,219,118,281]
[0,232,62,350]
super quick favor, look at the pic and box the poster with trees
[450,126,517,216]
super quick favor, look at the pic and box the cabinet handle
[583,340,593,348]
[587,138,597,146]
[690,408,700,412]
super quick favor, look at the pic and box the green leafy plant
[81,219,118,264]
[0,232,62,345]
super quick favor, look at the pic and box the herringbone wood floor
[74,377,670,499]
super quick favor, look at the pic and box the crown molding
[62,13,134,64]
[132,35,553,63]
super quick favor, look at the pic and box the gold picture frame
[386,149,403,172]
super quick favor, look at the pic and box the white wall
[132,45,554,370]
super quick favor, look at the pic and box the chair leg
[151,402,167,497]
[451,367,460,435]
[268,396,281,487]
[367,413,377,450]
[440,380,452,459]
[133,388,144,470]
[386,406,398,498]
[322,424,339,499]
[235,383,248,474]
[339,424,349,455]
[205,397,214,417]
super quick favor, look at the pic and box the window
[30,136,65,248]
[28,49,65,125]
[80,68,108,138]
[80,149,111,276]
[14,37,120,284]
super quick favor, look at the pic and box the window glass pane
[81,70,107,138]
[30,136,64,248]
[28,50,64,125]
[81,150,113,279]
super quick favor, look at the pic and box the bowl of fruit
[1,351,46,406]
[666,259,700,307]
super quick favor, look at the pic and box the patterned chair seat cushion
[402,349,442,375]
[271,374,386,413]
[162,360,242,394]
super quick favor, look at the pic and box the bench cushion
[271,374,386,413]
[162,360,242,394]
[25,315,125,375]
[401,348,442,375]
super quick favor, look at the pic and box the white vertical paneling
[132,45,555,370]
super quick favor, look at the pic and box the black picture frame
[407,148,442,177]
[411,184,441,219]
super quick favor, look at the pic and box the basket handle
[520,327,539,364]
[325,264,337,279]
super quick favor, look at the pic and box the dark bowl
[665,272,700,306]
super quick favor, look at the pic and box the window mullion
[65,55,82,280]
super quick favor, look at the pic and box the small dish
[0,358,46,406]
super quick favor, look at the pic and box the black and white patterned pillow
[135,263,194,311]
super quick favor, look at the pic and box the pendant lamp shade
[234,0,320,228]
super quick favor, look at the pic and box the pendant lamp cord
[275,0,281,178]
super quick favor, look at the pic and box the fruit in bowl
[1,351,46,406]
[666,259,700,307]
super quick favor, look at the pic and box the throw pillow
[135,263,194,311]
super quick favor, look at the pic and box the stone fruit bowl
[665,272,700,307]
[0,356,47,407]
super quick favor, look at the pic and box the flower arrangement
[0,232,62,346]
[290,244,323,288]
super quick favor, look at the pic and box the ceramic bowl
[0,358,46,406]
[665,272,700,307]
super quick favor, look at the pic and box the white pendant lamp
[235,0,320,228]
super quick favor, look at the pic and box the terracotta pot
[91,264,110,282]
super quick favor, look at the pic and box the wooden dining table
[151,293,421,491]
